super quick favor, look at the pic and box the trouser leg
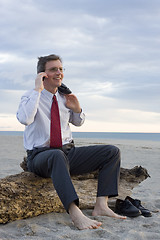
[27,148,79,212]
[68,145,120,198]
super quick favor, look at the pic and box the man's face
[44,60,64,89]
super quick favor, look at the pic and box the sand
[0,136,160,239]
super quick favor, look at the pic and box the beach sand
[0,136,160,239]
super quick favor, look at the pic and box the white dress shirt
[17,89,85,150]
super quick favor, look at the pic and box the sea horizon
[0,131,160,141]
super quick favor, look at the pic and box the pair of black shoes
[115,196,152,217]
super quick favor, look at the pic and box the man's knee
[110,145,121,165]
[111,145,120,156]
[48,149,69,170]
[104,145,121,163]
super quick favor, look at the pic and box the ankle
[69,203,82,219]
[95,196,108,208]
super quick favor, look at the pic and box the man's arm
[16,73,46,125]
[16,90,41,126]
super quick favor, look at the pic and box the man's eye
[51,68,57,71]
[48,67,64,72]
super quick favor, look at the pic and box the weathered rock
[0,163,150,224]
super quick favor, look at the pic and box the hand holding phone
[34,72,48,92]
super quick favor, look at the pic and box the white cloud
[0,90,25,114]
[71,119,160,133]
[0,53,11,63]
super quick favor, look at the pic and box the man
[17,54,126,230]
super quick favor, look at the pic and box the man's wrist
[73,108,82,113]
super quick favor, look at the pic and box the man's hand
[34,72,48,92]
[65,94,81,113]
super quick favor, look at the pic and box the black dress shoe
[125,196,152,217]
[115,199,141,217]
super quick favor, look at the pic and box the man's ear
[58,83,72,95]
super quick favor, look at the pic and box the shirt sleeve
[16,90,41,126]
[69,110,85,126]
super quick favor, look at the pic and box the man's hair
[37,54,62,73]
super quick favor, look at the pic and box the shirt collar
[42,88,61,102]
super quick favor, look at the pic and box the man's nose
[56,68,61,74]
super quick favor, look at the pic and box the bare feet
[69,203,102,230]
[92,197,126,219]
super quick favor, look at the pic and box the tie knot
[53,95,57,102]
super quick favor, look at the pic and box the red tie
[50,95,62,148]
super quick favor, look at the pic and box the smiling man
[17,54,126,230]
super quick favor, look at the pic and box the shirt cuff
[72,110,85,122]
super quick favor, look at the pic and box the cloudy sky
[0,0,160,133]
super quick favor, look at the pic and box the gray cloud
[0,0,160,131]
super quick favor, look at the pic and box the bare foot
[69,203,102,230]
[92,197,126,219]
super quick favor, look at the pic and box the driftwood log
[0,157,150,224]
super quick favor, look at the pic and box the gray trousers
[27,144,120,212]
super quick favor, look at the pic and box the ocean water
[0,131,160,141]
